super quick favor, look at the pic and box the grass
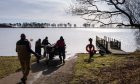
[71,52,140,84]
[0,55,36,79]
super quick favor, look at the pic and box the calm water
[0,28,137,58]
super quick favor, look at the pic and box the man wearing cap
[16,33,38,83]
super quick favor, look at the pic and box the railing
[96,36,121,53]
[96,36,108,50]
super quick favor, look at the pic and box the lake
[0,28,138,59]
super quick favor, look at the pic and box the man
[35,38,42,63]
[16,33,38,83]
[42,36,50,57]
[55,36,66,63]
[86,38,96,62]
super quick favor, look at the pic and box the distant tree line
[0,22,78,28]
[0,22,97,28]
[0,23,12,28]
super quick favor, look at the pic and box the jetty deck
[96,36,128,55]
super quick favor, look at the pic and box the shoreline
[0,27,139,29]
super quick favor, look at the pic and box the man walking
[16,33,38,83]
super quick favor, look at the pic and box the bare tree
[71,0,140,28]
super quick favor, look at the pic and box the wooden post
[107,37,109,42]
[119,41,121,50]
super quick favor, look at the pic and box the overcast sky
[0,0,85,25]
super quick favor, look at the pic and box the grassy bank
[71,52,140,84]
[0,56,36,79]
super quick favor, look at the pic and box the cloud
[0,0,84,25]
[0,0,82,17]
[0,0,71,18]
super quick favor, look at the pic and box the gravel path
[0,55,77,84]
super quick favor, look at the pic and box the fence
[96,36,121,53]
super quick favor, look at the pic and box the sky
[0,0,85,25]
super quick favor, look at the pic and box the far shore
[0,27,139,29]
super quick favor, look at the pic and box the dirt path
[0,55,77,84]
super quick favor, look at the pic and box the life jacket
[56,40,65,48]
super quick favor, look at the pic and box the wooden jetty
[96,36,128,55]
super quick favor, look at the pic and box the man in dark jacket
[35,38,42,63]
[42,36,50,57]
[56,36,66,63]
[16,33,38,83]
